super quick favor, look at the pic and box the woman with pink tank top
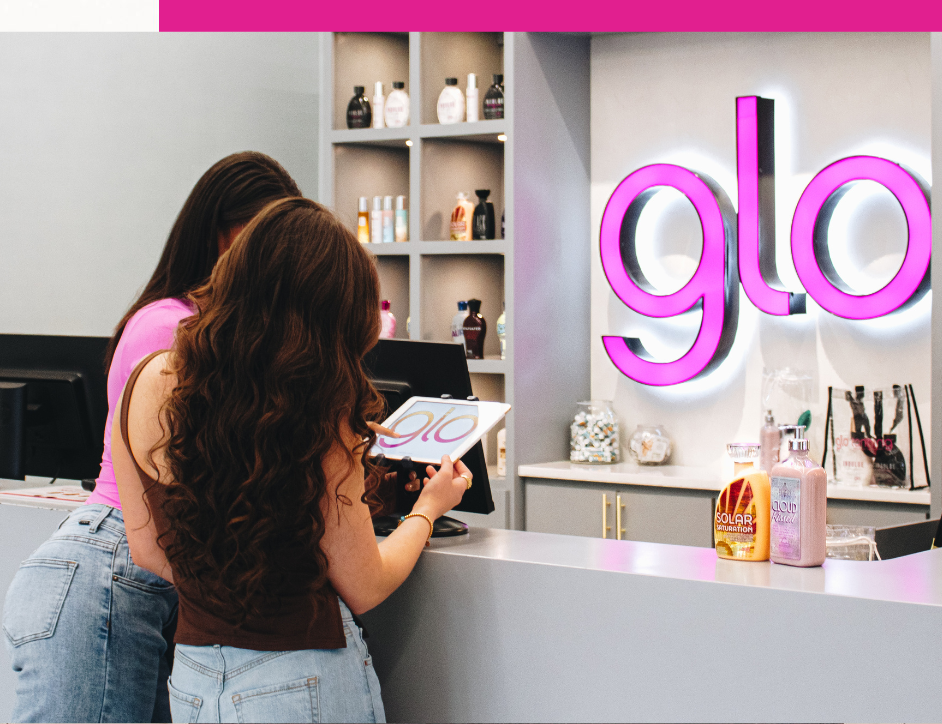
[2,152,302,723]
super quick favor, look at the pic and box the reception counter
[361,527,942,723]
[1,494,940,722]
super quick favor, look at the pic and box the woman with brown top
[112,196,471,723]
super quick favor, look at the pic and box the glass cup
[570,401,620,464]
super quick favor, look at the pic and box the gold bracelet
[399,512,434,547]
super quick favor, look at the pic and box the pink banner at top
[158,0,942,31]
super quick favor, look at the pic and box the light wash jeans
[167,600,385,724]
[3,504,178,723]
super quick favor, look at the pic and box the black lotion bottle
[472,189,495,240]
[346,86,372,129]
[483,74,504,120]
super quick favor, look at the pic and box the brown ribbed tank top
[119,351,345,651]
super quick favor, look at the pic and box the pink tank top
[87,298,195,510]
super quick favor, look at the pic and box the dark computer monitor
[0,335,109,482]
[364,339,496,536]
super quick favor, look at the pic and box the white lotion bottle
[760,410,781,472]
[372,81,385,129]
[384,81,410,128]
[466,73,478,123]
[437,78,465,124]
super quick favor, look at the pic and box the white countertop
[518,460,932,505]
[431,526,942,607]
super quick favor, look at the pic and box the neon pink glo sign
[601,95,931,387]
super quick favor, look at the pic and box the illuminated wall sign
[600,95,932,387]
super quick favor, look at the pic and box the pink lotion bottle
[379,300,396,339]
[769,425,827,567]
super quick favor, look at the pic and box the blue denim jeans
[2,504,178,723]
[168,600,385,723]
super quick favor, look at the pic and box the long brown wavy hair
[105,152,302,370]
[155,197,384,624]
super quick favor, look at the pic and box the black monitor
[0,335,110,482]
[364,339,496,537]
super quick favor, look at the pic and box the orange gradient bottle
[715,443,771,561]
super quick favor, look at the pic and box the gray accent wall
[0,33,320,337]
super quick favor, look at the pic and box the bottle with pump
[382,196,394,243]
[462,299,486,359]
[372,81,385,129]
[357,197,370,244]
[760,410,781,472]
[466,73,479,122]
[496,302,506,360]
[370,197,383,244]
[346,86,372,129]
[379,301,396,339]
[715,443,770,561]
[769,425,827,567]
[472,189,495,240]
[451,301,469,352]
[437,78,465,124]
[395,196,408,242]
[483,74,504,120]
[384,82,410,128]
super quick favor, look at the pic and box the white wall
[590,33,931,481]
[0,33,320,337]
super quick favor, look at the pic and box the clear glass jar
[628,424,673,465]
[570,401,620,464]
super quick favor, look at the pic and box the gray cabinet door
[618,487,715,548]
[525,479,716,548]
[524,480,617,539]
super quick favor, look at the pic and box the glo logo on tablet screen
[374,401,479,460]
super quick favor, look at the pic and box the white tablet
[370,396,511,465]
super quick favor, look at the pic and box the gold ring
[460,474,472,490]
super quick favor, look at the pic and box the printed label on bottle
[770,475,801,560]
[715,480,756,538]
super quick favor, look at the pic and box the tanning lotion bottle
[759,410,781,472]
[450,193,474,241]
[382,196,394,243]
[372,81,385,129]
[395,196,408,242]
[451,301,469,351]
[466,73,479,122]
[384,82,410,127]
[462,299,486,359]
[437,78,465,124]
[472,189,495,240]
[379,301,396,339]
[370,197,383,244]
[715,443,770,561]
[496,302,506,360]
[346,86,371,129]
[483,74,504,120]
[770,426,827,567]
[357,197,370,244]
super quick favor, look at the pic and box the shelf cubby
[374,256,410,341]
[332,144,409,234]
[420,253,504,359]
[332,32,410,131]
[420,32,503,125]
[420,138,504,241]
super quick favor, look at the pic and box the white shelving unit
[320,32,591,529]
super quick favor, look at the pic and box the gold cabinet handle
[602,494,611,539]
[616,494,626,540]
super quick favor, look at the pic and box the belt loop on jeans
[87,505,111,533]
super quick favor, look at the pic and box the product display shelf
[321,32,592,529]
[329,128,412,147]
[418,120,506,142]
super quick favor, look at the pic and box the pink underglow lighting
[736,96,804,316]
[600,164,734,386]
[791,156,931,319]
